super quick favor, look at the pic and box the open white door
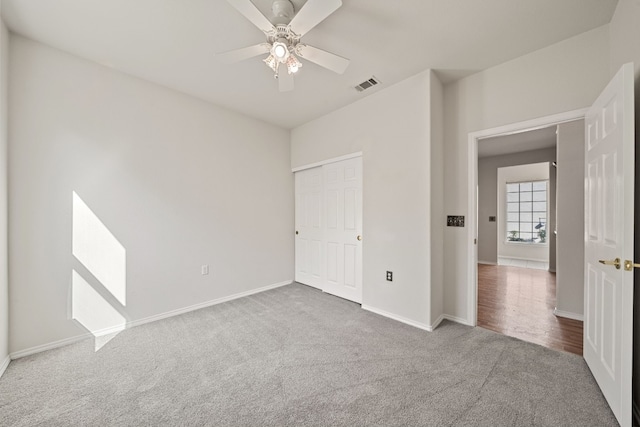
[584,62,634,427]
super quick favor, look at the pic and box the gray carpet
[0,283,618,426]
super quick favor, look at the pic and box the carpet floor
[0,283,618,426]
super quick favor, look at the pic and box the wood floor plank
[477,263,583,356]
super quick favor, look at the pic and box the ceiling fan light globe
[263,54,277,72]
[272,42,289,60]
[286,54,302,74]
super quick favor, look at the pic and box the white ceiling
[478,126,558,158]
[1,0,618,129]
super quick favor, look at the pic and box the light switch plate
[447,216,465,227]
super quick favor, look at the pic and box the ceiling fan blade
[297,44,349,74]
[278,63,294,92]
[226,0,274,33]
[289,0,342,36]
[216,43,270,64]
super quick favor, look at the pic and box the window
[506,181,547,244]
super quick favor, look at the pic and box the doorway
[469,111,587,353]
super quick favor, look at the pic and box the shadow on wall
[71,192,128,351]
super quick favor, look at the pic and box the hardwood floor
[477,263,583,355]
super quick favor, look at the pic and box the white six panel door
[323,157,363,303]
[294,157,363,304]
[584,62,634,427]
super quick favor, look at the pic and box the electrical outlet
[201,265,209,275]
[386,271,393,281]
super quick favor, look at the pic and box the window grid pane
[506,180,547,244]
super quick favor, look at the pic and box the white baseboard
[477,260,497,265]
[10,280,293,360]
[553,308,583,321]
[498,256,547,263]
[10,334,92,360]
[126,280,292,330]
[361,306,473,332]
[362,305,434,331]
[0,354,10,378]
[430,314,445,330]
[442,314,473,326]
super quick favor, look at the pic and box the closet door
[294,167,324,288]
[322,157,363,303]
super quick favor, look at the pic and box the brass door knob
[357,235,362,241]
[624,260,640,271]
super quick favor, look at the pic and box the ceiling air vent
[355,76,380,92]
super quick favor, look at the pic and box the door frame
[466,109,587,326]
[292,151,363,173]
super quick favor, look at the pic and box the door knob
[624,260,640,271]
[295,231,299,235]
[357,235,362,241]
[599,258,621,270]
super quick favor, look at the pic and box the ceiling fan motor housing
[272,0,294,21]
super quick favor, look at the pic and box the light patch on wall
[72,192,126,305]
[72,191,127,351]
[72,270,126,350]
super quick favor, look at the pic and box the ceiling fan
[218,0,350,92]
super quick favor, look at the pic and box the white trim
[553,308,584,321]
[10,280,293,360]
[477,260,497,265]
[504,241,549,248]
[362,305,433,331]
[126,280,292,330]
[430,314,445,330]
[361,306,473,332]
[0,355,10,378]
[498,255,546,262]
[292,151,363,172]
[467,109,587,327]
[442,314,473,326]
[10,335,87,360]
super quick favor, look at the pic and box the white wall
[555,120,585,318]
[478,148,556,264]
[497,163,549,261]
[608,0,640,419]
[8,36,293,354]
[292,70,443,329]
[0,17,9,373]
[443,25,610,320]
